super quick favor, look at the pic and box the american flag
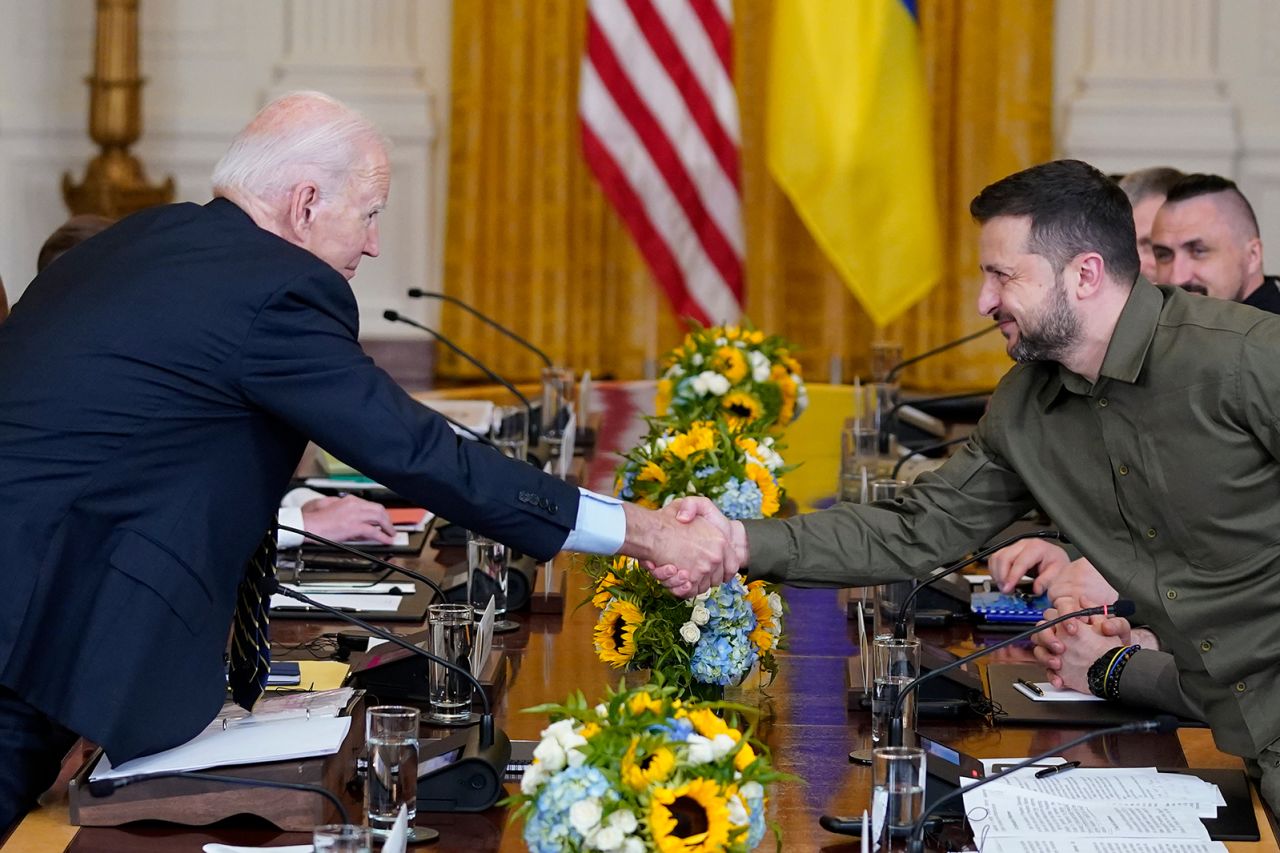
[580,0,744,325]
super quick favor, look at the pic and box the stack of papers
[963,768,1228,852]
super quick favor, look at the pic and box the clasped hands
[624,497,747,599]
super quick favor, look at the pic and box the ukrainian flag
[766,0,942,327]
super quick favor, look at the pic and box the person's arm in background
[276,487,396,547]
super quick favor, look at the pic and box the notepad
[270,592,403,613]
[1013,680,1104,702]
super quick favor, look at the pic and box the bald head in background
[1151,174,1271,306]
[1118,166,1184,281]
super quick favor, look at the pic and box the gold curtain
[443,1,1054,390]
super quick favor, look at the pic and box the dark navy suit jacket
[0,199,578,762]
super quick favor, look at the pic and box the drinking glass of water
[365,705,420,841]
[313,824,372,852]
[871,745,927,852]
[490,404,528,462]
[869,674,915,749]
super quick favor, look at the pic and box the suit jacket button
[548,502,558,514]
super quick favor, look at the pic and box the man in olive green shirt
[653,159,1280,812]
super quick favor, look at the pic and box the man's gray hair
[211,91,387,202]
[1117,166,1184,206]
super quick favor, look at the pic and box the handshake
[619,497,750,599]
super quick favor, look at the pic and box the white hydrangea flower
[665,363,684,378]
[710,733,738,760]
[679,622,701,643]
[707,372,731,395]
[519,761,546,794]
[691,352,704,366]
[768,592,783,616]
[663,493,677,507]
[622,838,646,853]
[748,350,771,382]
[741,781,764,801]
[715,336,728,345]
[592,825,624,851]
[608,810,639,834]
[569,798,603,835]
[532,737,566,771]
[567,746,587,767]
[686,734,714,764]
[726,793,749,826]
[691,603,710,625]
[595,703,609,717]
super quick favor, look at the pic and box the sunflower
[745,462,781,516]
[622,736,676,790]
[592,570,621,609]
[649,778,732,853]
[667,423,716,460]
[721,391,763,430]
[684,708,741,742]
[637,460,668,484]
[710,346,748,384]
[628,690,664,716]
[594,599,644,667]
[733,740,758,772]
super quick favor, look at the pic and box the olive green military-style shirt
[743,282,1280,758]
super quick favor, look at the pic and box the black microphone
[276,523,447,602]
[272,583,496,749]
[902,715,1179,852]
[382,310,534,417]
[888,600,1137,747]
[88,769,351,824]
[892,529,1069,640]
[407,289,552,368]
[884,324,1000,383]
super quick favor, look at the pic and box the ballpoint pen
[1016,677,1045,696]
[1035,760,1082,779]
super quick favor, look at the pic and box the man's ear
[1245,236,1264,279]
[1072,252,1107,300]
[285,182,321,241]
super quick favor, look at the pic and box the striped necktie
[228,532,276,711]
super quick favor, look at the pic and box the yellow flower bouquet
[655,324,807,430]
[585,555,784,701]
[615,418,789,519]
[509,683,788,852]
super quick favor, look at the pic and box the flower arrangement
[585,555,784,700]
[655,324,807,430]
[615,419,789,520]
[510,683,787,852]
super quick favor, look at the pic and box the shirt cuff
[280,487,325,509]
[561,488,625,555]
[276,507,305,549]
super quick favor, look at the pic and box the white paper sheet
[471,596,495,674]
[92,716,351,781]
[978,841,1228,853]
[1013,681,1105,702]
[270,592,403,613]
[963,788,1212,841]
[288,582,414,595]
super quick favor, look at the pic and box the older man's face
[1132,193,1165,282]
[1151,195,1261,302]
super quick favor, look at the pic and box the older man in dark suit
[0,91,735,830]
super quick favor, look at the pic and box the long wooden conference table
[6,383,1278,851]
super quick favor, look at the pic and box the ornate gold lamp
[62,0,173,217]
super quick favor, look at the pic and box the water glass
[869,341,904,383]
[466,532,508,619]
[874,637,921,682]
[426,603,475,723]
[871,746,927,852]
[870,478,907,503]
[869,674,915,749]
[540,366,575,447]
[490,404,529,462]
[873,582,917,641]
[314,824,372,852]
[364,705,419,839]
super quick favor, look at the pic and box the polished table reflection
[7,383,1278,851]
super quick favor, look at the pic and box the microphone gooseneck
[87,769,351,824]
[903,716,1179,852]
[271,584,496,749]
[891,529,1070,640]
[382,310,533,412]
[275,523,446,601]
[407,289,553,368]
[884,324,1001,383]
[889,435,972,481]
[888,600,1135,747]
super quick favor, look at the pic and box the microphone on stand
[87,770,351,824]
[884,324,1000,383]
[902,715,1179,852]
[892,530,1069,641]
[888,600,1137,747]
[382,310,536,432]
[407,289,552,368]
[271,583,496,750]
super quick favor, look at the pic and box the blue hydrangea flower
[523,765,614,853]
[693,465,718,479]
[744,783,767,848]
[690,578,759,685]
[649,716,695,741]
[618,468,636,499]
[714,477,763,520]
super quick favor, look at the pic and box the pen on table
[220,708,313,730]
[1016,677,1045,696]
[1034,760,1081,779]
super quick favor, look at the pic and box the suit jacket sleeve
[232,268,579,561]
[1117,649,1207,722]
